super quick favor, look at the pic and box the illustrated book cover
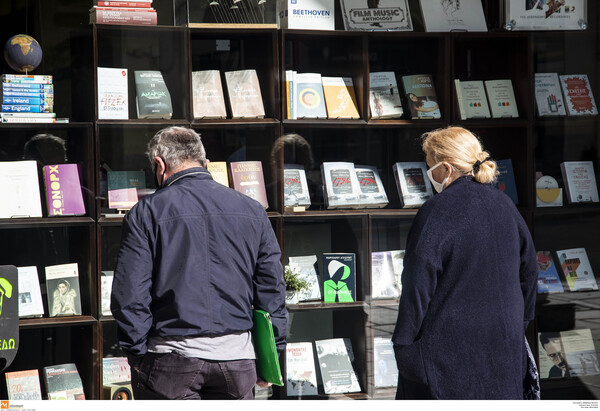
[494,159,519,204]
[369,71,403,119]
[321,162,361,209]
[484,79,519,118]
[538,332,569,379]
[418,0,487,32]
[560,329,600,377]
[392,161,434,208]
[557,248,599,292]
[287,255,322,302]
[321,76,360,119]
[134,70,173,119]
[401,74,441,119]
[322,253,356,303]
[45,262,82,317]
[192,70,227,119]
[16,266,44,318]
[355,164,388,208]
[340,0,412,31]
[315,338,361,394]
[284,164,311,209]
[224,69,265,119]
[294,72,327,119]
[43,363,85,400]
[286,342,318,397]
[371,251,401,299]
[97,67,128,120]
[536,251,564,294]
[535,73,567,117]
[43,164,86,217]
[5,369,42,400]
[560,161,599,204]
[230,161,269,209]
[102,357,131,386]
[0,160,43,219]
[559,74,598,116]
[454,79,491,119]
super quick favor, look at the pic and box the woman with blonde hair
[392,126,538,399]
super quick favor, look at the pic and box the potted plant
[284,265,310,304]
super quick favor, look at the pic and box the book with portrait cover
[207,161,230,187]
[284,164,311,209]
[536,251,564,294]
[192,70,227,119]
[371,251,401,299]
[134,70,173,119]
[315,338,361,394]
[287,255,321,302]
[321,76,360,119]
[0,160,43,219]
[322,253,356,303]
[294,73,327,119]
[17,266,44,318]
[43,363,86,400]
[392,161,434,208]
[97,67,128,120]
[369,71,403,119]
[224,69,265,119]
[321,162,361,209]
[559,74,598,116]
[45,263,82,318]
[355,164,388,208]
[374,337,398,388]
[538,332,569,379]
[43,164,86,216]
[401,74,441,119]
[535,73,567,117]
[560,161,599,204]
[286,342,318,397]
[484,79,519,118]
[418,0,487,32]
[560,329,600,377]
[494,159,518,204]
[5,369,42,400]
[557,248,599,292]
[230,161,268,209]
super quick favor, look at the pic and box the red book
[230,161,268,209]
[95,1,153,7]
[89,7,157,25]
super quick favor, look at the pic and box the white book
[392,162,434,208]
[559,74,598,116]
[321,162,361,209]
[192,70,227,119]
[294,73,327,119]
[0,160,43,219]
[315,338,361,394]
[369,72,403,119]
[17,266,44,318]
[560,329,600,377]
[373,337,398,388]
[371,251,400,299]
[97,67,128,120]
[5,369,43,400]
[535,73,567,117]
[484,79,519,118]
[101,271,114,317]
[419,0,487,32]
[556,248,599,292]
[286,342,318,397]
[455,79,491,119]
[355,165,388,208]
[224,69,265,119]
[560,161,599,203]
[287,255,321,302]
[45,263,82,317]
[284,164,311,209]
[390,250,405,292]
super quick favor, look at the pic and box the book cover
[392,162,434,208]
[102,357,131,385]
[45,263,82,317]
[286,342,318,397]
[101,271,114,317]
[96,1,153,7]
[1,83,54,90]
[557,248,599,292]
[560,329,600,377]
[1,90,54,98]
[192,70,227,119]
[494,159,519,204]
[0,160,43,219]
[536,251,564,294]
[284,164,311,209]
[538,332,569,379]
[294,73,327,119]
[1,117,55,124]
[340,0,412,31]
[207,161,230,187]
[560,161,599,203]
[373,337,398,388]
[134,70,173,119]
[369,71,403,119]
[278,0,335,30]
[224,69,265,119]
[322,253,356,303]
[390,250,404,293]
[371,251,400,299]
[321,76,360,119]
[315,338,361,394]
[107,170,146,209]
[89,7,158,25]
[355,164,388,208]
[419,0,487,32]
[559,74,598,116]
[484,79,519,118]
[97,67,128,120]
[288,255,322,302]
[2,104,52,113]
[2,96,53,105]
[1,74,52,83]
[43,363,86,400]
[321,162,361,209]
[43,164,86,217]
[402,74,441,119]
[455,79,491,119]
[16,266,44,318]
[285,70,295,119]
[229,161,269,209]
[535,73,567,117]
[5,369,42,400]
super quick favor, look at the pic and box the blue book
[2,83,54,90]
[2,105,52,113]
[2,90,54,97]
[537,251,564,293]
[3,96,53,105]
[495,159,519,204]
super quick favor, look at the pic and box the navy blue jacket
[392,176,537,399]
[111,167,288,361]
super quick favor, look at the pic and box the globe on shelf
[4,34,43,73]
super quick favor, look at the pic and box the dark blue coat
[111,167,288,362]
[392,176,537,399]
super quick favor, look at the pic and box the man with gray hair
[111,126,288,400]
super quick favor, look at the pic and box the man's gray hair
[146,126,207,172]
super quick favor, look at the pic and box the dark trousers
[131,352,257,400]
[395,375,433,400]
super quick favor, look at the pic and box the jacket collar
[158,167,210,190]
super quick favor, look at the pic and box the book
[484,79,519,118]
[207,161,229,187]
[43,164,86,217]
[97,67,128,120]
[454,79,491,119]
[371,251,401,299]
[340,0,413,31]
[224,69,265,119]
[1,74,52,84]
[322,253,356,303]
[321,162,362,209]
[192,70,227,119]
[285,70,295,119]
[560,329,600,377]
[107,170,146,209]
[45,263,82,317]
[286,342,318,397]
[1,89,54,97]
[536,251,564,294]
[101,271,114,317]
[321,76,360,119]
[0,160,43,219]
[392,162,434,208]
[283,164,311,209]
[1,117,55,123]
[134,70,173,119]
[373,337,398,388]
[102,357,131,385]
[1,83,54,90]
[17,266,45,318]
[252,309,283,386]
[315,338,361,394]
[229,161,269,209]
[390,250,405,293]
[401,74,441,119]
[494,159,519,204]
[557,248,599,292]
[559,74,598,116]
[355,164,388,208]
[418,0,487,32]
[560,161,599,203]
[294,73,327,119]
[5,369,42,400]
[2,96,53,105]
[534,73,567,117]
[369,71,403,119]
[95,1,153,7]
[287,255,322,302]
[89,7,157,25]
[43,363,86,400]
[0,111,55,117]
[2,104,52,113]
[538,332,568,379]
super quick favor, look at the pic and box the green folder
[252,309,283,386]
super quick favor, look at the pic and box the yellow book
[322,76,360,119]
[207,161,229,187]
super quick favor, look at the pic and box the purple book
[43,164,86,216]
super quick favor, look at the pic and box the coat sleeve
[110,208,154,364]
[518,218,538,328]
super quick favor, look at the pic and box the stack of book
[1,74,56,123]
[89,0,157,26]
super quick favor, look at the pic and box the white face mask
[427,162,452,193]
